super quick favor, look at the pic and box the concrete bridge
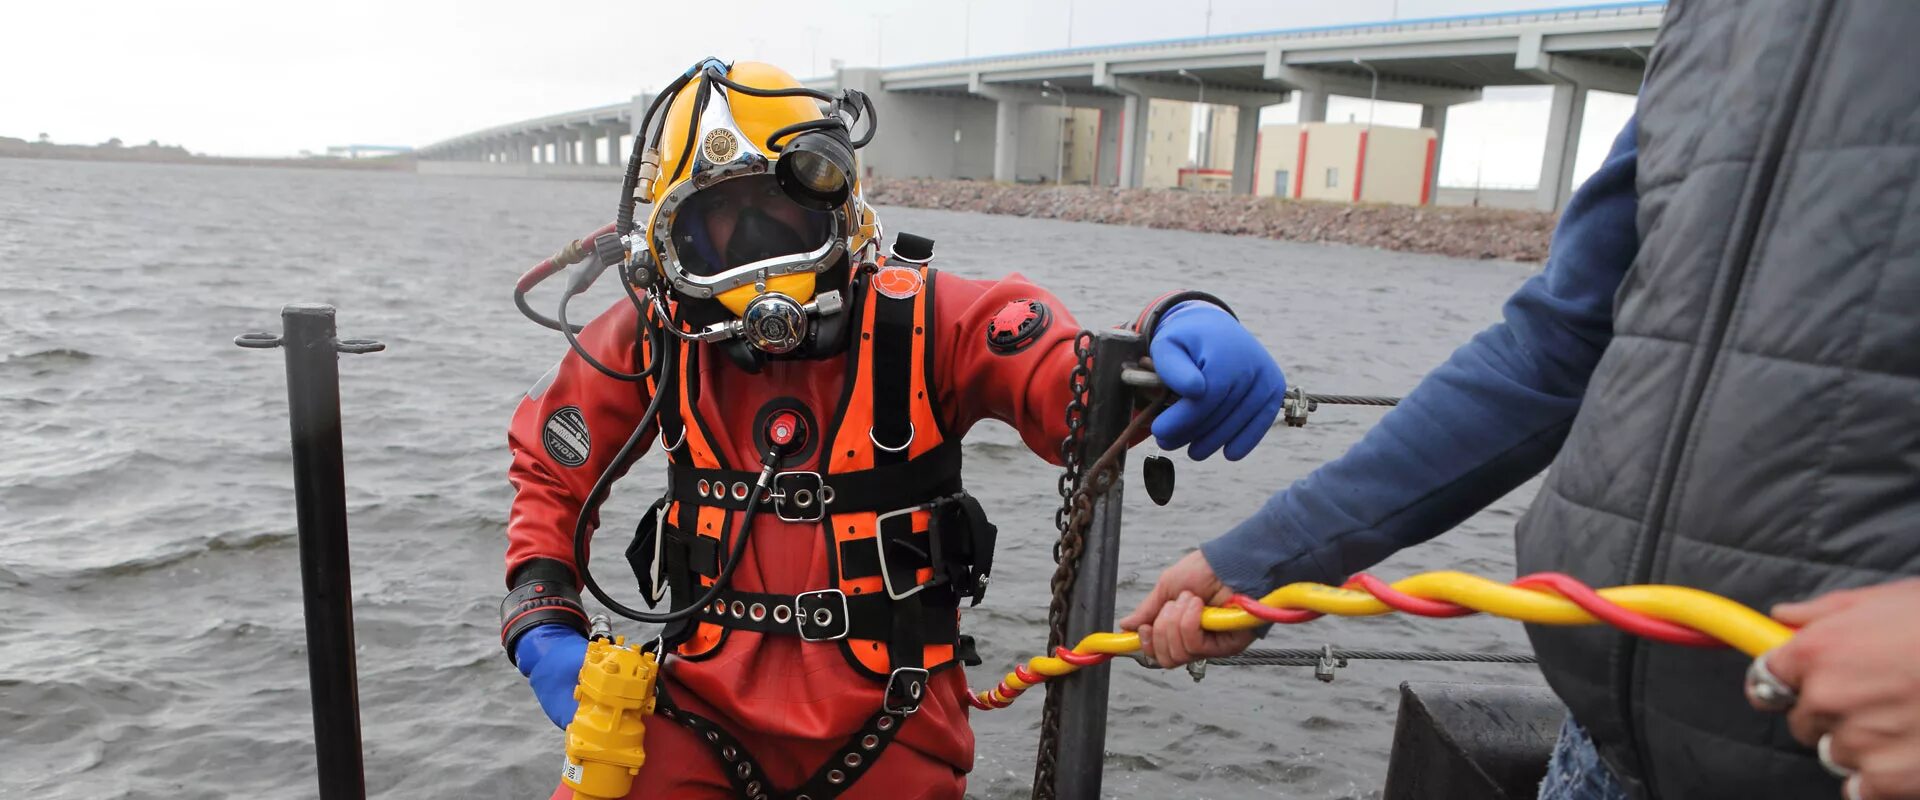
[417,1,1661,210]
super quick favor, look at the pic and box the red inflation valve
[766,410,807,456]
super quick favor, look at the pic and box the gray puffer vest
[1514,1,1920,798]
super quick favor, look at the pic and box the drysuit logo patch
[543,407,591,468]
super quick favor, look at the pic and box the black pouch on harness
[624,497,669,608]
[938,494,998,606]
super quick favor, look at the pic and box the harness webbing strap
[665,442,963,514]
[691,587,959,644]
[870,283,916,455]
[657,681,914,800]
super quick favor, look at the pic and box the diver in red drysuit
[498,59,1285,800]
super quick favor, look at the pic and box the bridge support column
[1095,106,1121,187]
[1296,89,1328,123]
[1421,103,1450,205]
[1116,93,1149,189]
[1536,83,1586,213]
[605,125,627,166]
[993,98,1021,183]
[1231,104,1261,195]
[580,129,598,166]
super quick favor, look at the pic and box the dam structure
[416,2,1659,211]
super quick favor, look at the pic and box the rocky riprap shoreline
[865,178,1556,263]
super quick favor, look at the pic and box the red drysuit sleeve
[504,297,657,586]
[932,271,1092,466]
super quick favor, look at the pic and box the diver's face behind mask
[664,173,846,358]
[672,174,832,280]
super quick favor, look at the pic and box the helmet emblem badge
[702,129,740,164]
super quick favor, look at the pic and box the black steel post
[237,304,382,800]
[1049,328,1147,800]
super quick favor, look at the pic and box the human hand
[1761,578,1920,799]
[514,623,590,730]
[1118,550,1258,667]
[1148,303,1286,461]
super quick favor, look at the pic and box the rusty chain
[1031,329,1094,800]
[1032,331,1166,800]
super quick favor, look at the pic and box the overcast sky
[0,0,1640,187]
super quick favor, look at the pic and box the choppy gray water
[0,157,1548,799]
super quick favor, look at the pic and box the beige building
[1060,107,1100,185]
[1027,99,1244,189]
[1254,122,1440,205]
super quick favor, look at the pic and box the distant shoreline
[6,145,1555,262]
[0,138,414,171]
[865,179,1557,263]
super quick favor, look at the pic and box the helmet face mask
[652,161,849,301]
[642,62,873,307]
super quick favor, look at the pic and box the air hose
[970,570,1797,710]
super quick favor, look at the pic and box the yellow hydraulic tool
[561,633,659,800]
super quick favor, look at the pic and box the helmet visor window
[669,174,833,277]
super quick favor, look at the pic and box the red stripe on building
[1293,130,1309,199]
[1419,136,1438,205]
[1353,130,1370,203]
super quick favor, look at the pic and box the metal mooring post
[1047,328,1147,800]
[236,304,383,800]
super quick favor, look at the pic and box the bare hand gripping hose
[971,570,1797,710]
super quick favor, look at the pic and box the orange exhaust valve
[562,636,659,800]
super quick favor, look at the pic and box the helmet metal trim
[649,156,851,300]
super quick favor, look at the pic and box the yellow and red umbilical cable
[969,571,1797,711]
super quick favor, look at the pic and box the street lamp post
[1177,69,1207,170]
[1352,58,1380,203]
[873,13,894,66]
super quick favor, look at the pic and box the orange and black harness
[623,264,997,798]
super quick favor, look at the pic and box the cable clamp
[1314,643,1349,683]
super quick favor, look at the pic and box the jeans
[1539,717,1631,800]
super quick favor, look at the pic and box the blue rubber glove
[1148,302,1287,461]
[514,624,588,730]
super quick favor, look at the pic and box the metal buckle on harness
[883,667,930,715]
[771,471,829,522]
[795,588,850,641]
[873,504,936,601]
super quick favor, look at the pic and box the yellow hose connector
[562,636,658,800]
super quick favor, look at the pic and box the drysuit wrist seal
[1137,291,1237,342]
[500,559,590,663]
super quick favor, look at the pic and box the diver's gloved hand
[1148,302,1286,461]
[514,623,588,730]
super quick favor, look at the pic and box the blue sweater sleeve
[1200,117,1643,594]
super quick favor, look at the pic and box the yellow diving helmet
[621,58,880,364]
